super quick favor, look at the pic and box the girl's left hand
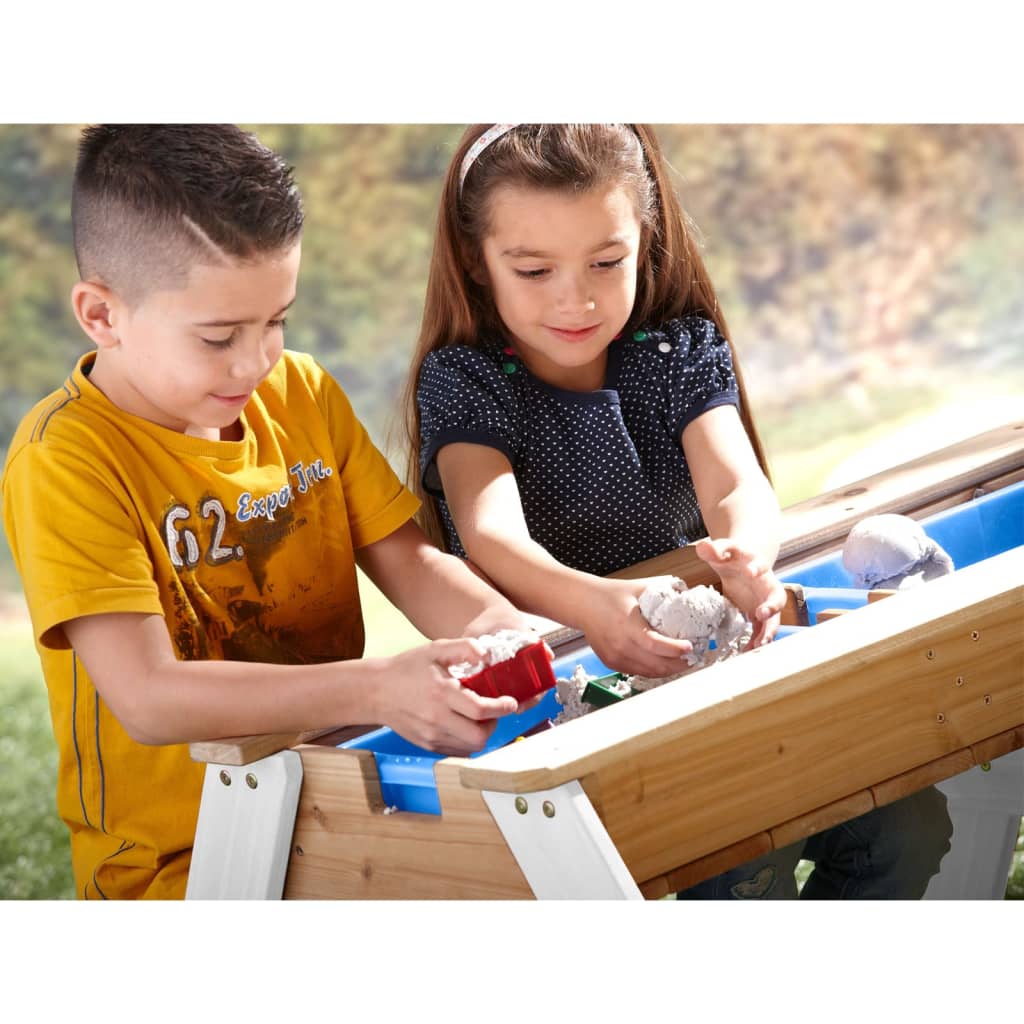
[694,537,785,647]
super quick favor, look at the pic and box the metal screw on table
[219,770,231,786]
[245,773,258,789]
[515,797,528,814]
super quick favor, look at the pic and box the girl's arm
[682,404,786,644]
[62,612,520,758]
[435,442,694,677]
[355,518,533,640]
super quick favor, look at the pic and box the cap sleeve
[417,346,523,497]
[659,315,740,437]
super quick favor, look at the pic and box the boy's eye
[202,334,236,349]
[268,317,288,330]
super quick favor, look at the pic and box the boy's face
[91,244,301,439]
[479,183,641,392]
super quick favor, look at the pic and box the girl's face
[479,183,642,391]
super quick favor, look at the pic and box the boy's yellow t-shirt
[1,349,419,899]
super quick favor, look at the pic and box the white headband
[458,124,519,193]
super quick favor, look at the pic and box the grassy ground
[0,622,75,899]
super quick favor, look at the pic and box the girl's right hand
[577,578,694,678]
[370,638,521,756]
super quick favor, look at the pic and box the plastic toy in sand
[448,629,556,703]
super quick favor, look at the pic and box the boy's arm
[434,443,693,678]
[62,612,517,756]
[682,404,786,643]
[354,519,532,640]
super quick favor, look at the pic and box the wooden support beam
[189,726,344,767]
[638,833,774,898]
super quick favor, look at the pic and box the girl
[401,123,951,900]
[404,123,785,680]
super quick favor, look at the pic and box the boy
[1,124,533,899]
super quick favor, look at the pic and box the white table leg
[924,748,1024,900]
[186,750,303,899]
[482,780,643,899]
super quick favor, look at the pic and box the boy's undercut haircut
[72,124,304,305]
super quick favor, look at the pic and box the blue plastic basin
[339,645,613,814]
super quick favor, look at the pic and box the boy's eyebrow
[502,238,630,258]
[193,297,295,328]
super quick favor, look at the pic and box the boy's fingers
[433,636,488,665]
[450,686,518,720]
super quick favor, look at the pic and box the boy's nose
[229,336,273,381]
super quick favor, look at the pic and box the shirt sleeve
[661,315,741,437]
[2,440,164,650]
[416,346,523,498]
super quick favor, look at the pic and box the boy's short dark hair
[72,124,304,304]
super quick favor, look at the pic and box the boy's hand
[371,638,522,756]
[576,578,694,678]
[694,538,785,647]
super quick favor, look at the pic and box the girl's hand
[371,638,521,755]
[577,578,694,678]
[693,538,785,647]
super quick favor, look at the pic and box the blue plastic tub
[342,480,1023,813]
[339,645,613,814]
[778,479,1024,625]
[780,480,1024,590]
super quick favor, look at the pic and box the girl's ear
[71,281,123,350]
[460,238,490,288]
[467,260,490,287]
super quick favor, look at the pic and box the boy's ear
[71,281,123,350]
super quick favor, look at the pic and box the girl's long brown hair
[400,124,771,550]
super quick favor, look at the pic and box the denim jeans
[676,785,953,899]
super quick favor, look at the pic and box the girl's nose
[556,273,596,313]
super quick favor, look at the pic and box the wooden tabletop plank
[611,421,1023,584]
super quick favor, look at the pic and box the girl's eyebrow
[193,297,295,328]
[502,238,630,259]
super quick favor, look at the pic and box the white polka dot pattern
[417,315,740,576]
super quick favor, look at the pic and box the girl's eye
[268,317,288,330]
[595,257,625,271]
[513,268,549,280]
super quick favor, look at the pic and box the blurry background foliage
[2,124,1023,540]
[1,125,1022,899]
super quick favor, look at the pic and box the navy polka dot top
[417,314,741,577]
